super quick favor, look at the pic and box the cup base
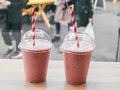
[66,81,86,85]
[27,79,46,83]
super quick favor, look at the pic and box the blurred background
[0,0,119,61]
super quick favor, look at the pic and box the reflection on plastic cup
[64,83,86,90]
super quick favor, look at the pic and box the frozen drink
[62,41,94,84]
[20,39,52,83]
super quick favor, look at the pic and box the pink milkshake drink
[61,31,95,85]
[19,30,53,83]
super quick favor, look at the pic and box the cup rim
[21,48,51,53]
[60,42,96,53]
[63,49,93,55]
[18,39,53,50]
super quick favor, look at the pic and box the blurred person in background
[63,0,93,27]
[44,3,56,24]
[52,0,71,42]
[52,0,93,42]
[1,0,24,59]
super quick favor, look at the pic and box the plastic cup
[60,31,95,84]
[64,49,92,84]
[19,29,53,83]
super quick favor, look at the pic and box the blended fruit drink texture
[21,39,52,83]
[62,41,95,84]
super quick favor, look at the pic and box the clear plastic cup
[19,29,53,83]
[60,28,95,84]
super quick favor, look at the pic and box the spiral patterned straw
[32,5,36,46]
[69,6,80,47]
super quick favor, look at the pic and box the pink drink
[20,39,52,83]
[62,41,94,84]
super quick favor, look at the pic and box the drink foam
[19,39,52,50]
[61,41,95,52]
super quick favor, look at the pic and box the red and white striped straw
[32,5,36,46]
[69,6,80,47]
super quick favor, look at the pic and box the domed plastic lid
[60,31,95,52]
[19,29,53,50]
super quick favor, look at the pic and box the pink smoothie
[20,39,52,83]
[62,41,95,84]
